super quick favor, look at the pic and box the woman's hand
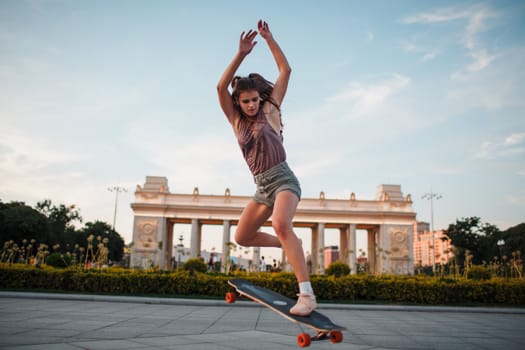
[239,29,258,56]
[258,20,273,41]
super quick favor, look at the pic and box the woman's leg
[235,200,281,247]
[272,190,317,316]
[271,190,308,281]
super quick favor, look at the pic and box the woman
[217,20,316,316]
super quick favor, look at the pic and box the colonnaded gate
[130,176,417,275]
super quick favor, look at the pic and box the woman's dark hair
[231,73,275,106]
[231,73,282,127]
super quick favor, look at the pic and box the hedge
[1,264,524,305]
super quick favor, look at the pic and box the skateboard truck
[297,330,343,347]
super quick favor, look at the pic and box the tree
[443,217,501,267]
[501,223,525,259]
[1,199,125,264]
[77,221,125,262]
[0,201,49,244]
[35,199,82,250]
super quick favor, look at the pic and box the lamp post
[108,186,127,230]
[497,239,505,259]
[177,234,184,269]
[497,239,505,277]
[422,190,442,273]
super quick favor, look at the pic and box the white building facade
[131,176,417,275]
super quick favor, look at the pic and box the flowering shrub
[182,258,207,274]
[325,261,351,277]
[467,266,492,280]
[1,264,524,305]
[45,252,72,268]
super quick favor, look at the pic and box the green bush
[1,264,524,305]
[325,261,351,277]
[182,258,207,273]
[467,266,492,280]
[45,253,72,268]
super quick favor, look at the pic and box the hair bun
[231,76,241,89]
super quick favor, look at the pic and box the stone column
[281,250,287,272]
[310,227,318,275]
[378,224,389,274]
[407,224,415,274]
[367,228,376,274]
[165,221,174,270]
[316,223,325,274]
[339,226,348,263]
[221,220,231,273]
[131,216,163,269]
[348,224,357,274]
[190,219,200,258]
[197,222,202,257]
[252,247,261,271]
[158,218,167,268]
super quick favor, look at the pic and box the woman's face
[237,90,260,117]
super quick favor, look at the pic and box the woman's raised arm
[217,30,258,124]
[258,20,291,107]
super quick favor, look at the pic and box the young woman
[217,20,316,316]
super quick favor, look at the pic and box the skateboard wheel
[297,333,311,347]
[225,292,236,304]
[329,330,343,343]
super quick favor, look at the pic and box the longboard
[226,278,346,347]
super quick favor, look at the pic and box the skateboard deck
[226,278,345,347]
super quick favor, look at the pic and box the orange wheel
[297,333,311,347]
[329,330,343,343]
[225,292,236,304]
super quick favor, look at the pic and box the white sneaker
[290,293,317,316]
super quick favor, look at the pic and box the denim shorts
[253,161,302,207]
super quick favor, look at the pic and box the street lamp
[422,189,442,273]
[497,239,505,259]
[108,186,127,230]
[497,239,505,277]
[176,234,184,269]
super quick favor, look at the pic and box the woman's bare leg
[272,190,317,316]
[235,200,281,247]
[271,190,309,282]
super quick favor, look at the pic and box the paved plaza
[0,292,524,350]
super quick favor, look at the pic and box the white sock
[299,282,314,295]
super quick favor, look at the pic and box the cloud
[367,32,374,41]
[122,118,249,193]
[0,127,92,204]
[474,133,525,159]
[447,47,525,110]
[326,74,410,117]
[504,192,525,205]
[401,41,440,62]
[466,50,498,72]
[402,7,470,24]
[0,128,88,174]
[463,5,498,50]
[403,4,500,73]
[422,50,439,62]
[505,133,525,146]
[292,153,340,178]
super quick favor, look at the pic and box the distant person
[217,20,316,316]
[208,254,214,271]
[261,256,267,272]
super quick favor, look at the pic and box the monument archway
[131,176,416,274]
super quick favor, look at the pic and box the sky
[1,0,524,262]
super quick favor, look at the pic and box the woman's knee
[234,228,251,247]
[272,219,293,237]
